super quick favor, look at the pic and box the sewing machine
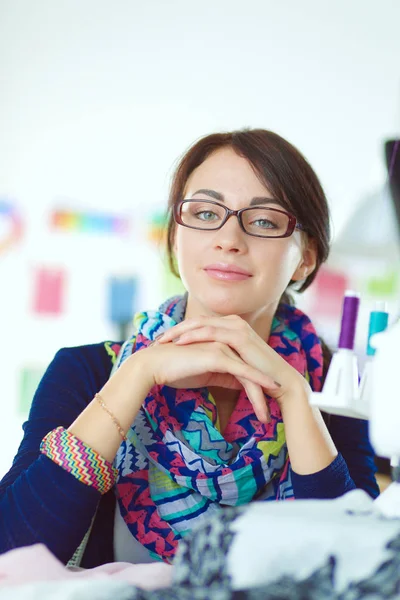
[309,291,400,517]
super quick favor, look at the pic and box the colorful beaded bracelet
[40,426,118,495]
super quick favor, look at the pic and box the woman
[0,129,379,569]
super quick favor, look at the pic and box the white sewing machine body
[369,319,400,461]
[310,312,400,517]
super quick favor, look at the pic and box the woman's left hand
[157,315,310,405]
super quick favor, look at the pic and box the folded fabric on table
[1,579,136,600]
[0,543,172,591]
[169,488,400,599]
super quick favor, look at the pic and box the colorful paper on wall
[32,267,66,315]
[50,209,130,236]
[0,200,23,256]
[310,266,349,319]
[107,276,138,324]
[19,366,45,415]
[366,270,399,298]
[147,211,168,245]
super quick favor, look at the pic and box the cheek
[175,229,200,269]
[175,231,206,290]
[259,241,302,279]
[174,228,185,260]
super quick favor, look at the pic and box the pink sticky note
[310,266,349,319]
[33,267,66,315]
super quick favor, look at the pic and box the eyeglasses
[173,199,304,239]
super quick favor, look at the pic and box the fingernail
[150,334,164,346]
[274,380,281,388]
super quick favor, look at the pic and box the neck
[184,295,279,341]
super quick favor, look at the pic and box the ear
[291,237,317,282]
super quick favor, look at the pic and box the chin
[197,290,258,317]
[183,272,264,317]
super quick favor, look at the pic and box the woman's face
[174,147,316,320]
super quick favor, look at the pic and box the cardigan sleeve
[0,342,117,563]
[291,415,379,499]
[328,415,379,498]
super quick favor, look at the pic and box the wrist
[100,348,154,407]
[277,379,336,475]
[277,376,311,415]
[127,347,157,389]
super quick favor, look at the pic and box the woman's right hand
[131,340,281,422]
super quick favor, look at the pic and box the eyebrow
[191,188,277,207]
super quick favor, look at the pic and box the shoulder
[37,340,124,408]
[52,341,124,372]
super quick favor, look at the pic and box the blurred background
[0,0,399,478]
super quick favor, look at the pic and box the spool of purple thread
[338,291,360,350]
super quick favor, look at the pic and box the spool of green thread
[367,301,389,356]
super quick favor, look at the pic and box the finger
[237,376,270,423]
[213,341,281,395]
[156,319,207,343]
[207,373,243,390]
[207,349,281,395]
[157,315,247,344]
[175,326,241,348]
[176,328,256,370]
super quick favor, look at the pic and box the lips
[203,263,252,281]
[204,263,252,276]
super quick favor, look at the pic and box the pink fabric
[0,544,173,590]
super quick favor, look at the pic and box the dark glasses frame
[173,199,304,239]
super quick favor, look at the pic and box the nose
[212,213,247,253]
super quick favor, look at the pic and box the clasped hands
[144,315,308,424]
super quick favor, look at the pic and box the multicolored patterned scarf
[110,294,323,562]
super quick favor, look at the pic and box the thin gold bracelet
[95,393,127,441]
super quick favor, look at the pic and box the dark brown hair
[166,128,331,294]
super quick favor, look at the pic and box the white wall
[0,0,399,477]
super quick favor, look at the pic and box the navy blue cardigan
[0,342,379,567]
